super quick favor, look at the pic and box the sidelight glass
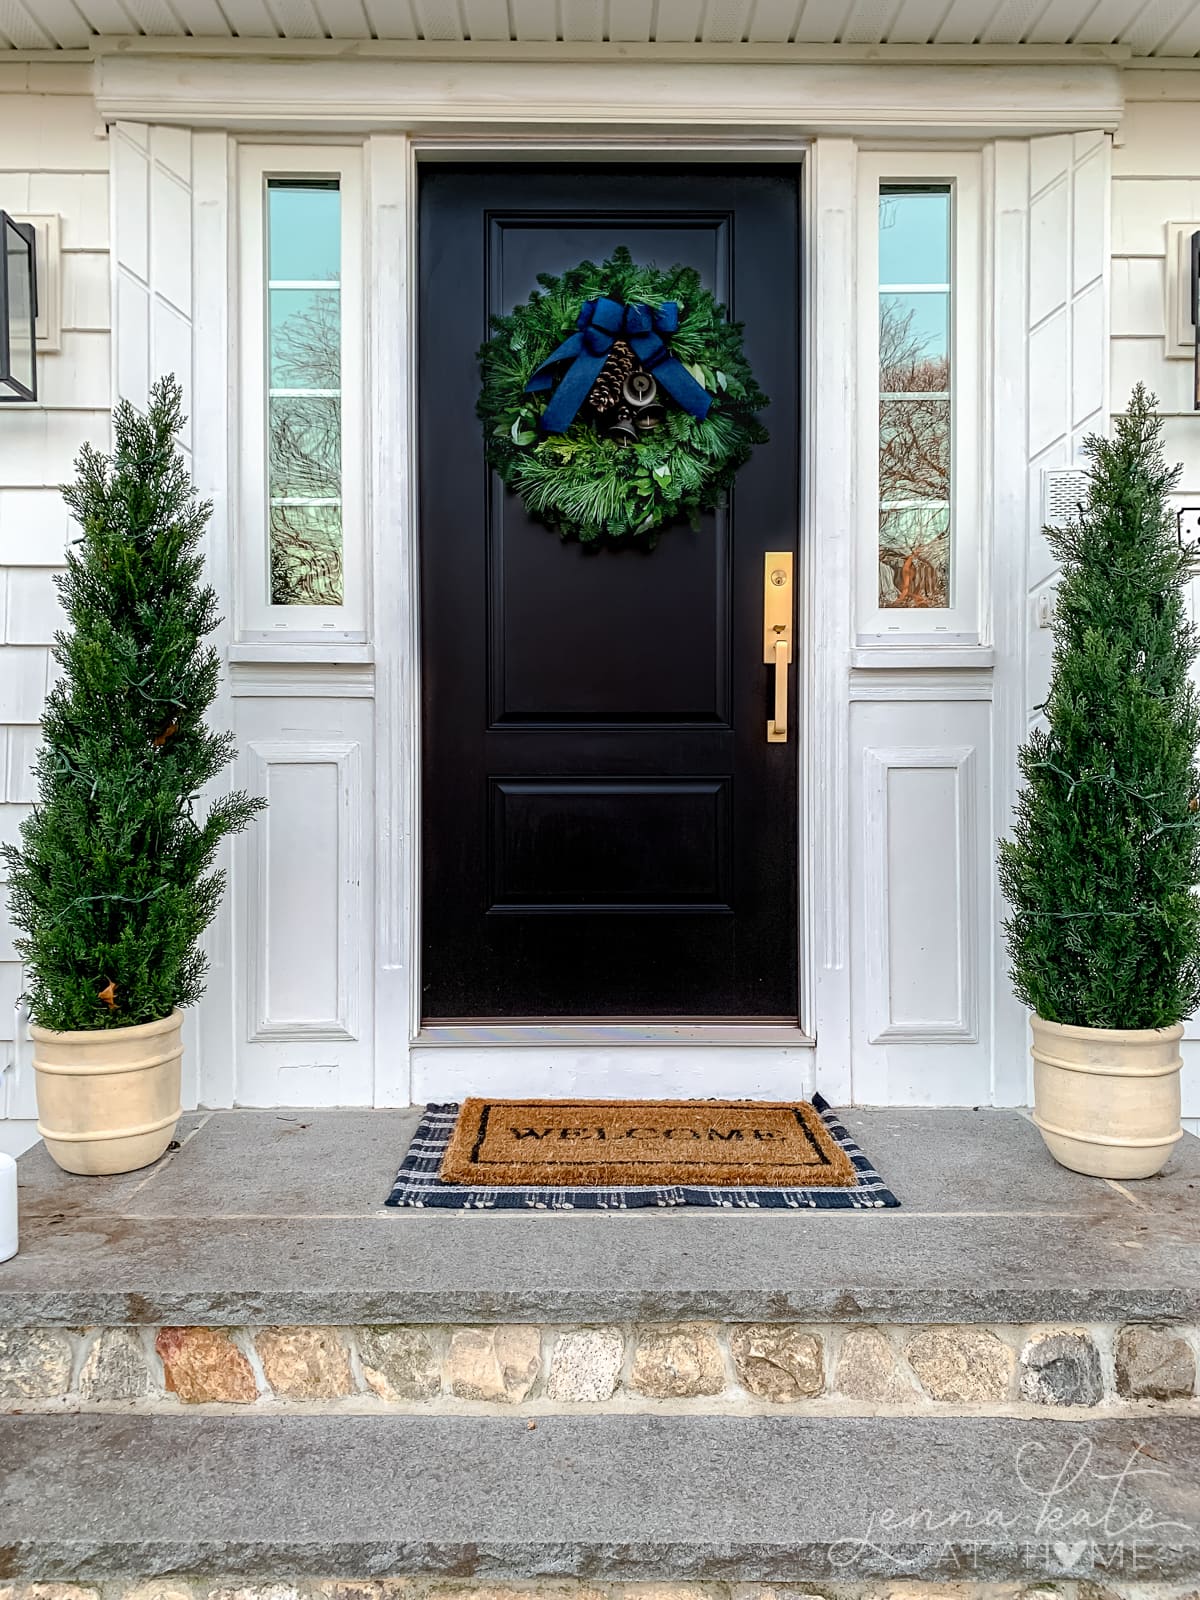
[877,185,951,610]
[266,177,343,606]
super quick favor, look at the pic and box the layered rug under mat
[385,1093,899,1210]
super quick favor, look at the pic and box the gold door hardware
[763,552,794,744]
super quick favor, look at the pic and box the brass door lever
[763,553,794,744]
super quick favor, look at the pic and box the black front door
[420,165,800,1021]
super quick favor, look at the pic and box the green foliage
[998,385,1200,1029]
[477,246,769,543]
[2,377,265,1032]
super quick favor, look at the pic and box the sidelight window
[877,185,951,611]
[238,147,364,641]
[266,179,343,608]
[858,153,981,643]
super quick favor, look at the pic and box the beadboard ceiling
[4,0,1200,56]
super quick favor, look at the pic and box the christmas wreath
[477,247,768,543]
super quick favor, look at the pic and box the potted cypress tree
[2,378,264,1175]
[999,385,1200,1178]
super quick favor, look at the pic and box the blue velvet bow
[525,297,712,434]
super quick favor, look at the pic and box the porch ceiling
[5,0,1200,58]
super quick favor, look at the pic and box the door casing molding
[394,138,822,1105]
[106,59,1103,1104]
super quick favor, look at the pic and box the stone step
[2,1411,1199,1585]
[6,1108,1200,1330]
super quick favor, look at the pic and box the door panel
[419,166,800,1020]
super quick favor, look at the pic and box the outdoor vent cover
[1042,467,1088,527]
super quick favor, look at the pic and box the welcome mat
[440,1097,857,1186]
[386,1094,898,1210]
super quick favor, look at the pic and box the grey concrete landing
[2,1107,1199,1326]
[2,1411,1199,1583]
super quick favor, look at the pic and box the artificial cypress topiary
[2,376,264,1032]
[999,384,1200,1030]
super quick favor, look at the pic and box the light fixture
[0,211,37,403]
[1193,228,1200,412]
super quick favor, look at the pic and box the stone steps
[5,1110,1200,1592]
[2,1411,1199,1584]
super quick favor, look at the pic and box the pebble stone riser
[1,1321,1197,1409]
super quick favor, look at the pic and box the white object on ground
[0,1152,16,1262]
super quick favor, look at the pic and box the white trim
[235,144,366,642]
[862,745,980,1045]
[94,57,1124,137]
[367,131,420,1109]
[100,96,1101,1108]
[418,1025,815,1046]
[988,136,1034,1108]
[245,737,364,1044]
[857,150,983,643]
[803,135,857,1105]
[384,137,824,1104]
[60,38,1142,63]
[191,129,238,1113]
[411,1046,818,1105]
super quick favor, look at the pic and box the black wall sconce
[1193,228,1200,412]
[0,211,37,403]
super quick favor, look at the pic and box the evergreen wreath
[477,247,768,544]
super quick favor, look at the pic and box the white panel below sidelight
[233,699,374,1107]
[851,696,995,1106]
[864,745,978,1044]
[250,746,352,1037]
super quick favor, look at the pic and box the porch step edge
[2,1411,1199,1584]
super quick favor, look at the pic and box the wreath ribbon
[525,297,712,434]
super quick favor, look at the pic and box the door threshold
[415,1023,815,1047]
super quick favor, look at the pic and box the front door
[420,165,800,1021]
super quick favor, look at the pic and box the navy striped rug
[385,1093,898,1210]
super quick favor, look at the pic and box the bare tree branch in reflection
[878,299,950,608]
[269,290,343,606]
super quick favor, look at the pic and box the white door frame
[377,137,826,1108]
[98,54,1120,1107]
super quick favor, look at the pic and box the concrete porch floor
[3,1105,1200,1326]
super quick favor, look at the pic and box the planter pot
[1030,1013,1183,1179]
[29,1010,183,1176]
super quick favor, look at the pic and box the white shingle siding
[0,64,109,1117]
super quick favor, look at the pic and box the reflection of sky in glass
[880,291,949,366]
[266,178,344,607]
[878,186,952,611]
[268,182,340,281]
[879,188,949,286]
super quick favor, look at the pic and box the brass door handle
[769,636,788,742]
[763,552,793,745]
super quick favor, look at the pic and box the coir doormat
[385,1094,898,1210]
[442,1096,856,1186]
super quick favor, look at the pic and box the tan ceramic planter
[30,1010,183,1176]
[1030,1013,1183,1179]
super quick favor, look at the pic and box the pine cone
[586,339,636,420]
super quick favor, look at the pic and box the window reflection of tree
[878,298,950,609]
[270,290,343,607]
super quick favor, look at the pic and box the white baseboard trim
[410,1045,819,1104]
